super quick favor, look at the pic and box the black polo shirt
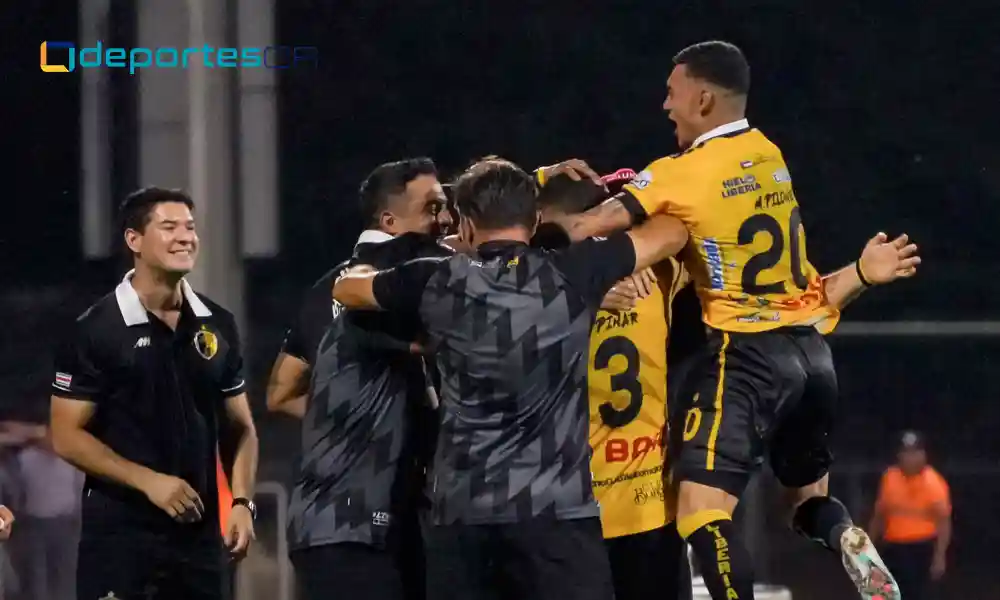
[280,266,341,367]
[52,271,245,534]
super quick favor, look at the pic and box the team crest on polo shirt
[193,326,219,360]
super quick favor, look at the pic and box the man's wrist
[232,496,257,520]
[129,465,160,495]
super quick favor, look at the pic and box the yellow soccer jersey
[622,127,840,334]
[589,258,687,539]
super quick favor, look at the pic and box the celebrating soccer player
[535,169,693,600]
[562,41,919,600]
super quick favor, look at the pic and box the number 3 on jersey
[738,206,808,295]
[594,336,642,428]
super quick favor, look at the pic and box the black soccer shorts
[670,326,838,497]
[604,522,692,600]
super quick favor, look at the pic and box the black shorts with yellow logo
[669,326,837,497]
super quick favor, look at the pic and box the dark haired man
[333,158,689,600]
[536,169,694,600]
[561,40,919,600]
[50,187,259,600]
[267,157,450,420]
[272,157,452,600]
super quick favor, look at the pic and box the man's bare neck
[692,112,746,142]
[131,265,185,313]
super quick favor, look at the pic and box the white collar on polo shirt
[355,230,394,247]
[114,269,212,327]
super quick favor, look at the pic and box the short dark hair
[119,187,195,235]
[536,174,606,215]
[359,157,437,226]
[452,157,537,230]
[673,40,750,95]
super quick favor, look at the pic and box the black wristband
[855,260,872,287]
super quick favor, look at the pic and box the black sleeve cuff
[618,190,648,225]
[279,330,307,361]
[50,386,95,400]
[371,272,396,312]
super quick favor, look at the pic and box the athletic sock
[679,510,755,600]
[791,495,854,553]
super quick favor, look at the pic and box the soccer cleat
[839,526,901,600]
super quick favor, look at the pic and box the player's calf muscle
[786,473,830,511]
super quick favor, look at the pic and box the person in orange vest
[869,431,951,600]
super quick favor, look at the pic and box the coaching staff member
[282,158,453,600]
[266,158,454,421]
[50,187,259,600]
[333,158,689,600]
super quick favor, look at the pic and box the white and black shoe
[839,526,902,600]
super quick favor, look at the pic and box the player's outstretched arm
[823,233,920,309]
[626,214,689,272]
[332,265,380,310]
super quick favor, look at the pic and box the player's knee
[772,446,832,494]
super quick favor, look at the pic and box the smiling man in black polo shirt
[49,187,259,600]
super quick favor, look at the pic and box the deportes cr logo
[40,41,319,75]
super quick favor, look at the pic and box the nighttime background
[2,0,998,598]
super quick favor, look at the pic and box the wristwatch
[232,497,257,521]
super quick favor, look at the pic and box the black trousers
[77,529,229,600]
[424,517,614,600]
[605,523,692,600]
[292,543,404,600]
[881,539,935,600]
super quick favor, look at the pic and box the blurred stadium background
[2,1,997,599]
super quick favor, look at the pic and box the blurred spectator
[0,506,13,540]
[0,421,38,600]
[7,425,82,600]
[869,431,951,600]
